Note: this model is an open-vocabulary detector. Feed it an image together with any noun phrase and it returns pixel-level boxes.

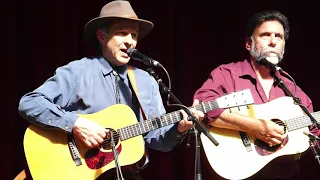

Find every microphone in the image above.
[304,131,320,140]
[257,57,282,72]
[127,48,162,67]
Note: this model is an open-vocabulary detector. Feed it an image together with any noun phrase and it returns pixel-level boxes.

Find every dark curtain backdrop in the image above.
[5,0,320,179]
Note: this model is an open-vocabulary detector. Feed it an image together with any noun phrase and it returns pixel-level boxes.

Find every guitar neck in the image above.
[286,111,320,132]
[118,99,219,141]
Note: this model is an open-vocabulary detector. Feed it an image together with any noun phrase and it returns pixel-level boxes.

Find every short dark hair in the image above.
[245,10,290,40]
[95,21,115,50]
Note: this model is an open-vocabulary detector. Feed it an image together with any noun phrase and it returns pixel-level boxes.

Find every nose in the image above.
[269,34,277,47]
[124,34,136,47]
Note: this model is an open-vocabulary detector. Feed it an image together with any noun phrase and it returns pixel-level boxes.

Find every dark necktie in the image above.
[113,70,121,104]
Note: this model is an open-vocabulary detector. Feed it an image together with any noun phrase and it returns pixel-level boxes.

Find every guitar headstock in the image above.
[216,89,254,109]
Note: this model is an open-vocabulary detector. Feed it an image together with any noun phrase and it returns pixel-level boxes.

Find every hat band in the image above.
[120,15,138,19]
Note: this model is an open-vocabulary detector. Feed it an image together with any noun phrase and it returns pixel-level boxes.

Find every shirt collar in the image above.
[235,59,256,78]
[236,59,282,80]
[98,56,128,80]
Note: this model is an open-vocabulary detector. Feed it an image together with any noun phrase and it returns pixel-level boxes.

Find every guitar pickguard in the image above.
[85,144,122,169]
[254,136,288,156]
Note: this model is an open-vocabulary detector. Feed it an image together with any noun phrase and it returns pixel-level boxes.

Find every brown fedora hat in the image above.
[84,0,154,47]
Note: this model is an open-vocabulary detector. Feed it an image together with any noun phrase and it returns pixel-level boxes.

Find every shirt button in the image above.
[65,126,68,129]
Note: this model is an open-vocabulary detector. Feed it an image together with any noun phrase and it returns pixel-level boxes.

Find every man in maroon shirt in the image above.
[194,10,320,179]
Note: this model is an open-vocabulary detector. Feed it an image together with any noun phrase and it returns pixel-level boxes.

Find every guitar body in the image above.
[201,97,310,180]
[24,104,145,180]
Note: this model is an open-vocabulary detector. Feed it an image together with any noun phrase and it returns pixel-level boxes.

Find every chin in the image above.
[266,56,280,65]
[116,58,130,66]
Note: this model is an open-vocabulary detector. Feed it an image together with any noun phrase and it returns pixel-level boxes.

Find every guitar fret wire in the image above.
[125,126,130,138]
[163,115,168,126]
[150,119,155,131]
[145,120,150,131]
[155,118,159,129]
[118,129,123,141]
[141,121,145,133]
[164,115,168,126]
[123,128,127,139]
[159,116,163,127]
[134,124,139,137]
[169,113,173,124]
[156,117,161,129]
[168,113,172,124]
[129,125,133,137]
[131,125,135,137]
[208,102,212,112]
[175,112,180,122]
[147,121,151,131]
[133,124,137,137]
[128,125,132,138]
[148,120,152,131]
[137,124,140,135]
[124,128,127,140]
[200,102,206,113]
[151,120,155,130]
[141,121,145,134]
[172,112,176,122]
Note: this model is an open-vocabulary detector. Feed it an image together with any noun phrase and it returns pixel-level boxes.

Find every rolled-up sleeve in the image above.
[18,65,79,133]
[193,66,233,124]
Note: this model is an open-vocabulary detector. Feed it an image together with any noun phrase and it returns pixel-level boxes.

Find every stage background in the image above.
[4,0,319,179]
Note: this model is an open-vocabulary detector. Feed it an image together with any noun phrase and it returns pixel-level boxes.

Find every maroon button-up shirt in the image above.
[194,59,313,123]
[193,59,319,179]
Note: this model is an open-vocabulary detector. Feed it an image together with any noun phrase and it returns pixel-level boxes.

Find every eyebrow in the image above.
[260,32,284,37]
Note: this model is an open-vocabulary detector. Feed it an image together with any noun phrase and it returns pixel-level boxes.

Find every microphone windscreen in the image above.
[127,48,136,57]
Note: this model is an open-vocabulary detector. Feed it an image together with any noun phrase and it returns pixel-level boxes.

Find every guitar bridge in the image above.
[239,131,253,152]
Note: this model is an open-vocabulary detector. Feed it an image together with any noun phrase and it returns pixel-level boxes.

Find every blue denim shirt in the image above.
[18,56,185,152]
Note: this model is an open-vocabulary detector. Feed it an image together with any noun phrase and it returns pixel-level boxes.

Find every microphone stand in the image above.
[270,70,320,129]
[308,135,320,166]
[110,130,125,180]
[270,70,320,167]
[145,67,219,180]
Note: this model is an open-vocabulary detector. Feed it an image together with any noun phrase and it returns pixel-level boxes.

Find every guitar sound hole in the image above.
[101,128,119,150]
[272,118,287,133]
[254,136,289,156]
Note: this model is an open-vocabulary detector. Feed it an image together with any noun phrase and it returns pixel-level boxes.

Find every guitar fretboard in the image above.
[286,111,320,131]
[118,99,220,141]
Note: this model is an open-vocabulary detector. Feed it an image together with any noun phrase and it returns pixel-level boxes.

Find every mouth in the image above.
[120,49,129,58]
[264,51,279,57]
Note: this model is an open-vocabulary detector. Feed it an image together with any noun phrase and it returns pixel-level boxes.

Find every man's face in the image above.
[247,20,285,65]
[102,20,139,66]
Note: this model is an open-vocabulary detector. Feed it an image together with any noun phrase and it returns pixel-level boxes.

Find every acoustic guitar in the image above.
[201,96,318,180]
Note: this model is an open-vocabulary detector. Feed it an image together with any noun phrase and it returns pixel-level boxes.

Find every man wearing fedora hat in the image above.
[18,0,203,179]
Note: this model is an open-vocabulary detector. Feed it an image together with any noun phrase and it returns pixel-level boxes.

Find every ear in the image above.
[245,37,252,51]
[96,29,107,45]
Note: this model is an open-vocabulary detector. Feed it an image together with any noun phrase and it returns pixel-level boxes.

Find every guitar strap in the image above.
[127,65,147,120]
[127,65,150,171]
